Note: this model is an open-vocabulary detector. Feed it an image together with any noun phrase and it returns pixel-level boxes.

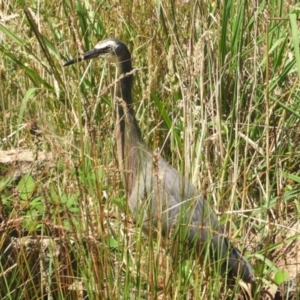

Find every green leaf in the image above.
[282,172,300,183]
[274,269,290,285]
[0,177,13,191]
[112,197,126,211]
[254,253,279,273]
[108,236,119,249]
[0,23,27,47]
[17,88,39,132]
[276,100,300,120]
[66,193,78,208]
[17,174,35,200]
[289,14,300,80]
[152,93,181,148]
[29,196,44,214]
[0,46,53,89]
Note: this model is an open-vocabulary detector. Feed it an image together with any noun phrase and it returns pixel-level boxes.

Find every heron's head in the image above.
[64,38,131,67]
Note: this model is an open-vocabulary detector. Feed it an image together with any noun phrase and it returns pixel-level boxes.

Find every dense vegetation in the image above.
[1,0,300,299]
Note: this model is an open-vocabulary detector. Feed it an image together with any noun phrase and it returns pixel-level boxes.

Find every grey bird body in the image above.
[64,38,255,283]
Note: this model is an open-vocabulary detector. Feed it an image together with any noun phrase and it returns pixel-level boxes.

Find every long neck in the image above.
[115,57,143,198]
[116,62,134,111]
[116,57,141,132]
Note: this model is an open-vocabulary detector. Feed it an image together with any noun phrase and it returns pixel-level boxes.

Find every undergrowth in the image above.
[1,0,300,299]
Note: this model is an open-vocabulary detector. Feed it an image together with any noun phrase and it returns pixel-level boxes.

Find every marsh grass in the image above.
[1,0,300,299]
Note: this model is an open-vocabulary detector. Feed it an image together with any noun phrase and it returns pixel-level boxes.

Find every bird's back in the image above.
[128,145,254,283]
[129,149,222,242]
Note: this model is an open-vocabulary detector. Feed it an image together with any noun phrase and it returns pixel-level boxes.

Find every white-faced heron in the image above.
[64,38,255,283]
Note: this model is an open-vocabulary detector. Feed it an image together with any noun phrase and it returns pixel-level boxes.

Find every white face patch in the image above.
[94,39,118,50]
[94,39,119,63]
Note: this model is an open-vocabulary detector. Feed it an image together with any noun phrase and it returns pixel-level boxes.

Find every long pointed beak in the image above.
[63,48,105,67]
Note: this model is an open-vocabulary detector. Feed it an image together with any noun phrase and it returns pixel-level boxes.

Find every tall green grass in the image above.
[1,0,300,299]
